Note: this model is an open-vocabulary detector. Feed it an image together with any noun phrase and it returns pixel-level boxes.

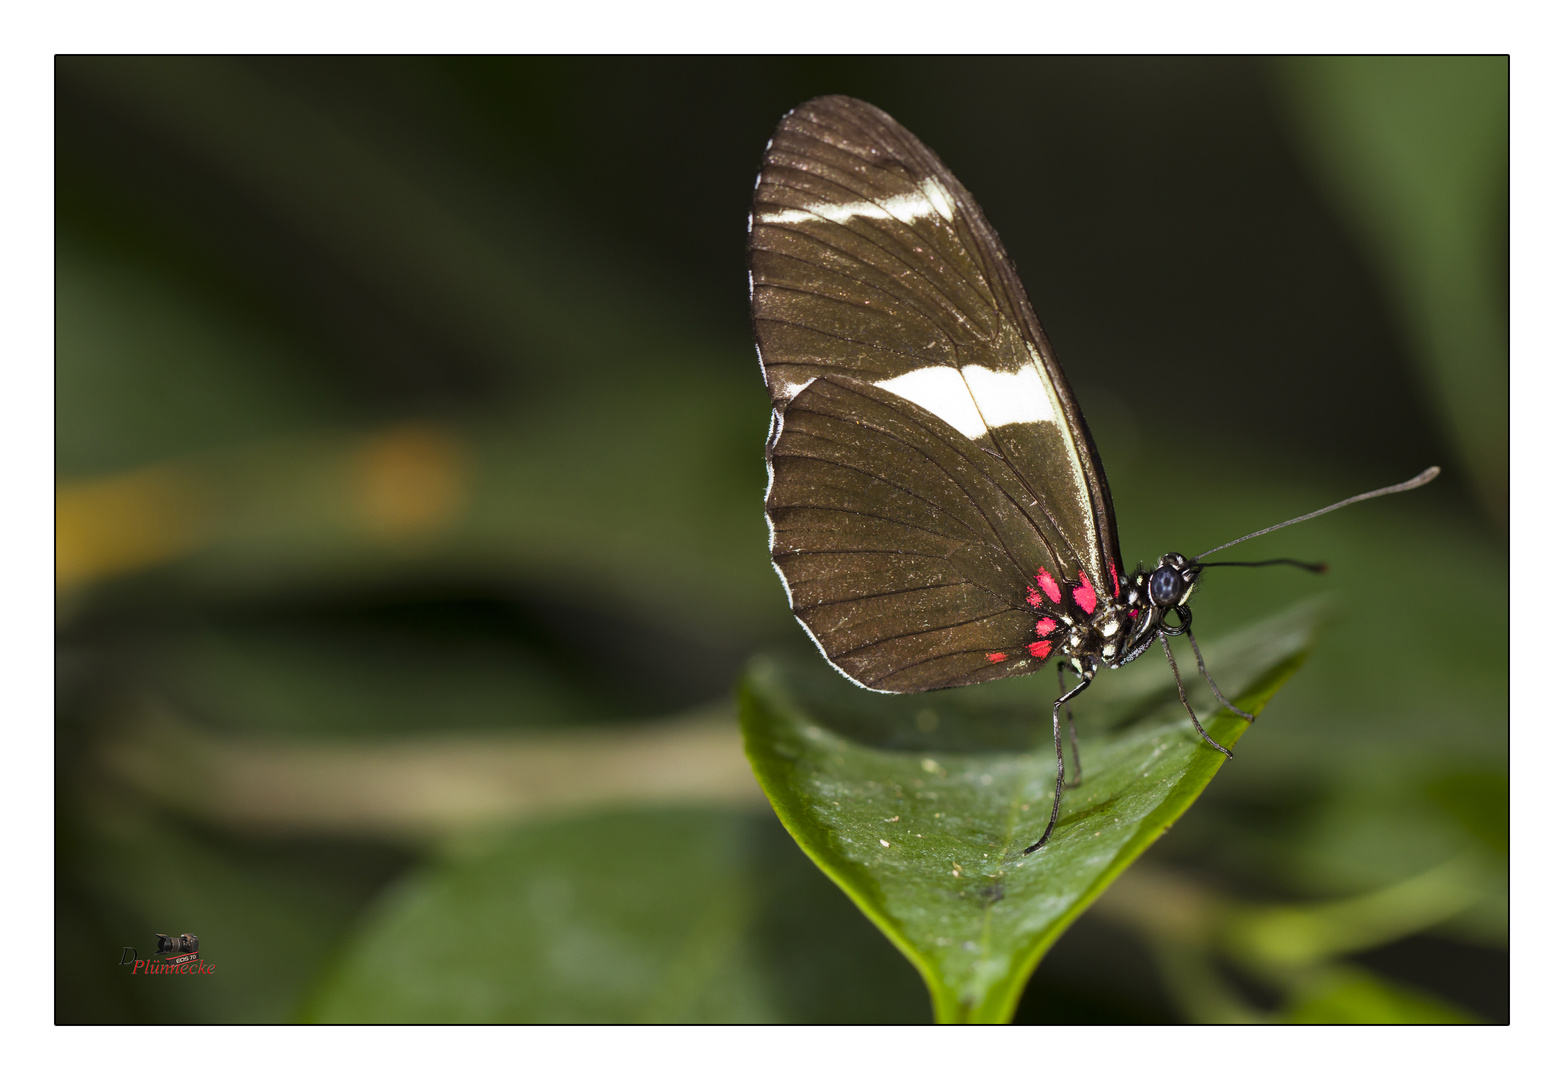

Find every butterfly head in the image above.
[1113,553,1204,662]
[1146,552,1202,609]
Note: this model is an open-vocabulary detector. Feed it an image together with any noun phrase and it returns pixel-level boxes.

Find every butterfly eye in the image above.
[1149,566,1182,606]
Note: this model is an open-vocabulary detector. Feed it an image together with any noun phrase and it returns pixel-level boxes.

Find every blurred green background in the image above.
[56,56,1506,1023]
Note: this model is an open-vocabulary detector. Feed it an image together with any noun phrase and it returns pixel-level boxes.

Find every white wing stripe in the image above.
[758,189,942,228]
[874,365,1057,440]
[962,364,1057,430]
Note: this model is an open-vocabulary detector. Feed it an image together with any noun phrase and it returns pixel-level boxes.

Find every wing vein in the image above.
[751,229,961,347]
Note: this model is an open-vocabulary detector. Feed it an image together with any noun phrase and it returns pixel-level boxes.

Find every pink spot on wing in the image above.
[1073,571,1098,615]
[1027,640,1053,659]
[1025,587,1042,608]
[1130,607,1141,621]
[1035,569,1061,604]
[986,652,1008,663]
[1036,617,1057,636]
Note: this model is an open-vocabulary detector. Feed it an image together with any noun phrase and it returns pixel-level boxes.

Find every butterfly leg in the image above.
[1183,620,1255,721]
[1057,662,1083,788]
[1023,669,1094,855]
[1159,631,1234,759]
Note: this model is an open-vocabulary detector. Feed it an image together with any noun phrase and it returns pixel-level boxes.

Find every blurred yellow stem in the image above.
[100,701,764,840]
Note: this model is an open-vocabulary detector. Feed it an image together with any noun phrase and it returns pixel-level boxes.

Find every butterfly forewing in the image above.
[752,115,1005,398]
[751,96,1125,691]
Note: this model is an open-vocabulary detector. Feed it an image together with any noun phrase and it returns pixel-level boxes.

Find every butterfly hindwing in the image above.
[767,376,1084,691]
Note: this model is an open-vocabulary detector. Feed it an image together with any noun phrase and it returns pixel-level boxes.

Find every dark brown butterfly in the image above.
[747,95,1436,852]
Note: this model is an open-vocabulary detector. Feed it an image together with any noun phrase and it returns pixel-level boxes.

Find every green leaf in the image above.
[301,808,927,1023]
[1223,855,1489,968]
[738,605,1319,1023]
[1282,965,1478,1024]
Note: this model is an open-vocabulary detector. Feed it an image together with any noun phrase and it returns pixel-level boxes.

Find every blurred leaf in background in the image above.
[302,809,927,1023]
[1278,56,1509,524]
[56,56,1505,1024]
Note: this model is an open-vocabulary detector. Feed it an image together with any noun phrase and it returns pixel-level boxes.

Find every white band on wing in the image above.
[873,364,1057,439]
[758,177,957,229]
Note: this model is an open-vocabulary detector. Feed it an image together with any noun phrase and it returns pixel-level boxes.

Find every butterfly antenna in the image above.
[1200,557,1327,573]
[1196,467,1439,560]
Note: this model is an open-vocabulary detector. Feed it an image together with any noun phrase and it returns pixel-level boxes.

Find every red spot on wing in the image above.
[986,652,1008,663]
[1073,571,1098,615]
[1110,559,1121,597]
[1035,569,1062,604]
[1130,607,1141,621]
[1025,587,1042,608]
[1035,617,1057,636]
[1027,640,1053,659]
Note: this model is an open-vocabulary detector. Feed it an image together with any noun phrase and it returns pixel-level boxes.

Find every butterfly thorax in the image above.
[1058,599,1137,674]
[1045,552,1205,677]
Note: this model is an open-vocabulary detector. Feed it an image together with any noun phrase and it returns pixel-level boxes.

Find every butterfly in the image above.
[747,95,1436,854]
